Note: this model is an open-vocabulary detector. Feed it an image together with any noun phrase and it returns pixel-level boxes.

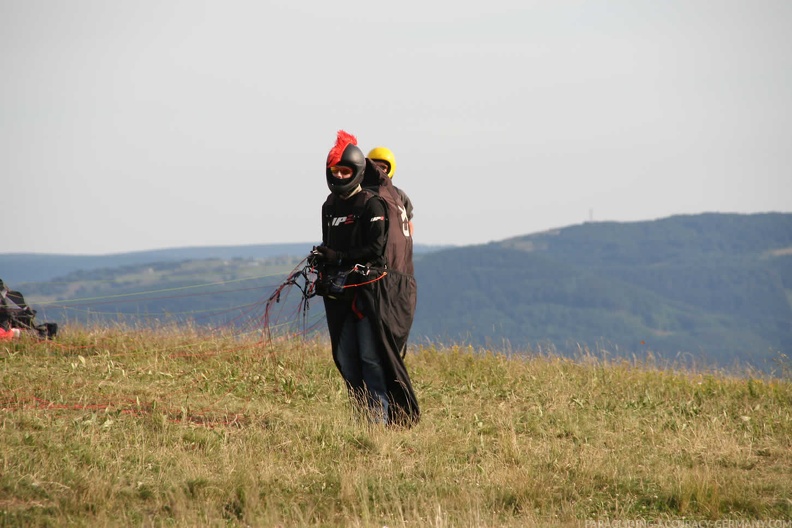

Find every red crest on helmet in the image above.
[326,130,358,167]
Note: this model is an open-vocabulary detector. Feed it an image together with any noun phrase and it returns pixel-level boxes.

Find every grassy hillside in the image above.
[15,256,309,332]
[2,326,790,526]
[0,243,316,285]
[0,243,451,285]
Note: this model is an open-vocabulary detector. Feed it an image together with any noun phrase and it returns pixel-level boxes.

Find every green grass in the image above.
[1,327,790,527]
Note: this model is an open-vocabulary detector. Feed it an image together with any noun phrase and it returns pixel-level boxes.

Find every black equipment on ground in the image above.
[0,279,58,339]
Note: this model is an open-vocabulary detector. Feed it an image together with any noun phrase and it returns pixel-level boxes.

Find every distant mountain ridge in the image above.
[413,212,792,369]
[4,213,790,371]
[0,243,451,285]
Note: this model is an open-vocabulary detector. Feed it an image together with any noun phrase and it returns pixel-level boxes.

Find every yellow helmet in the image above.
[367,146,397,178]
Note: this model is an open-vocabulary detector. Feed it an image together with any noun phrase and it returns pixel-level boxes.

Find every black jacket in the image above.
[321,188,387,268]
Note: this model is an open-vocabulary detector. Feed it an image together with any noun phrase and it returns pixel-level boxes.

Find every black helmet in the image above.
[326,130,365,196]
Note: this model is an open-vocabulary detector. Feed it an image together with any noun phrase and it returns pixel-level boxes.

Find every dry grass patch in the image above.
[1,328,790,526]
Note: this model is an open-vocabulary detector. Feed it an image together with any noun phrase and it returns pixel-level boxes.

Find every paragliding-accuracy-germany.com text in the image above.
[584,520,792,528]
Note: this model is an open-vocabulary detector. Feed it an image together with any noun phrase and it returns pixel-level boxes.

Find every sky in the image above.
[2,1,791,255]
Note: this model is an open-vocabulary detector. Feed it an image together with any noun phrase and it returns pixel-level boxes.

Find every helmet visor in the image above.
[330,166,354,179]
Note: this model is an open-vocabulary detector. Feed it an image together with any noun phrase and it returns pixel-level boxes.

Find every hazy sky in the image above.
[2,1,790,255]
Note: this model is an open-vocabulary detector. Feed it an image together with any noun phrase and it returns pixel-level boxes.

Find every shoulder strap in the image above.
[374,179,414,275]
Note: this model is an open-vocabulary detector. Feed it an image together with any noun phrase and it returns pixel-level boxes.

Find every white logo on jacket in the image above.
[330,215,385,227]
[331,215,355,227]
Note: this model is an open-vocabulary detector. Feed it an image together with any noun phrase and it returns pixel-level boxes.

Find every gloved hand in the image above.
[315,246,342,264]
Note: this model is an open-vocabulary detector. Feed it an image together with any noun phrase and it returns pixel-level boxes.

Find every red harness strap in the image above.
[351,291,365,320]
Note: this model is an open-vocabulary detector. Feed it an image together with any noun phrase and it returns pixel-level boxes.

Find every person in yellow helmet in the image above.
[367,146,414,236]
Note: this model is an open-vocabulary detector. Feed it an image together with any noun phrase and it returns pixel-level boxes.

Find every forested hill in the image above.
[412,213,792,369]
[4,212,791,371]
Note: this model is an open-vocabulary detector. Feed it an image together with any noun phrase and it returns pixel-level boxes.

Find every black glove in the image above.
[315,246,342,264]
